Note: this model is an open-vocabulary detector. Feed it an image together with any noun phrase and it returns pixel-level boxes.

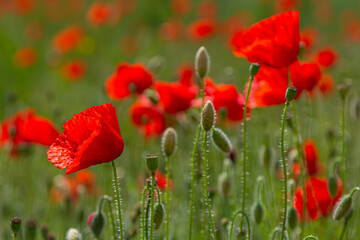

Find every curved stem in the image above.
[166,155,171,240]
[141,187,147,240]
[111,160,123,240]
[240,76,253,233]
[338,221,348,240]
[349,187,360,198]
[271,227,281,240]
[281,102,290,240]
[303,236,318,240]
[155,186,161,203]
[202,130,216,239]
[99,195,117,240]
[150,172,156,239]
[229,210,251,240]
[341,98,346,191]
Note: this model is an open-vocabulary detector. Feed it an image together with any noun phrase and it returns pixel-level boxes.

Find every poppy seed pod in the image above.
[218,172,231,198]
[333,195,352,221]
[252,202,265,224]
[287,207,298,230]
[201,101,215,132]
[146,154,158,173]
[154,203,165,230]
[337,82,350,101]
[10,217,22,236]
[328,176,338,197]
[88,211,106,238]
[195,46,210,79]
[162,127,177,157]
[249,63,260,78]
[285,86,298,102]
[24,219,37,240]
[212,128,232,153]
[66,228,82,240]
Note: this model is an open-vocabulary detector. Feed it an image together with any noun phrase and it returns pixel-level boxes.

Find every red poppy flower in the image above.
[86,2,112,27]
[317,73,334,96]
[171,0,191,15]
[105,63,153,100]
[294,177,342,220]
[52,25,84,53]
[159,19,184,41]
[233,11,300,68]
[177,63,195,87]
[300,27,318,50]
[303,139,323,175]
[50,175,79,203]
[14,47,38,68]
[187,19,216,41]
[130,95,166,137]
[14,0,34,15]
[62,60,86,81]
[47,103,124,174]
[290,61,321,92]
[154,81,197,114]
[155,171,173,191]
[76,170,97,194]
[314,47,338,69]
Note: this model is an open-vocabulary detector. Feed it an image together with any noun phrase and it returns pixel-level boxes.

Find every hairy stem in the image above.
[111,160,123,240]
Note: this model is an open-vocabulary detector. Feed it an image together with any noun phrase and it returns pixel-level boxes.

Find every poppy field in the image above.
[2,0,360,239]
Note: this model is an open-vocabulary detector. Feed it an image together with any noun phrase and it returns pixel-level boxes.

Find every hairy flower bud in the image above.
[10,217,22,236]
[328,176,338,197]
[212,128,232,153]
[162,127,177,157]
[249,63,260,79]
[88,212,106,238]
[154,203,165,230]
[333,195,352,221]
[287,207,298,230]
[195,46,210,79]
[201,101,215,132]
[252,202,265,224]
[285,86,297,102]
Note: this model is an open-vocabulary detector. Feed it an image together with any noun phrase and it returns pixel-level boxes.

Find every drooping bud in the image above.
[161,127,177,157]
[328,176,338,197]
[66,228,82,240]
[195,46,210,79]
[146,154,158,173]
[252,202,265,224]
[41,224,49,239]
[344,208,354,223]
[24,219,37,240]
[10,217,22,236]
[212,128,232,153]
[285,86,298,103]
[201,101,215,132]
[87,212,106,238]
[249,63,260,79]
[333,195,352,221]
[218,172,231,198]
[259,145,273,169]
[153,203,165,230]
[144,89,159,105]
[287,207,298,230]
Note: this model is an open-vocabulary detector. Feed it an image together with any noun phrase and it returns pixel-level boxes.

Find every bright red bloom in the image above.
[294,177,342,220]
[87,2,113,27]
[155,171,173,191]
[14,47,38,68]
[47,103,124,174]
[187,19,216,41]
[303,139,322,175]
[62,60,86,81]
[154,81,197,114]
[317,73,334,96]
[315,47,338,69]
[52,25,84,53]
[130,96,166,137]
[105,63,153,100]
[233,11,300,68]
[50,175,79,203]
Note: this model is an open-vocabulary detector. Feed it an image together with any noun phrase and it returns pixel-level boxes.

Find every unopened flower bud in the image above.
[146,154,158,173]
[66,228,82,240]
[249,63,260,79]
[144,89,159,105]
[328,176,338,197]
[154,203,165,230]
[218,172,231,198]
[333,195,352,221]
[259,145,273,168]
[162,127,177,157]
[337,82,351,101]
[212,128,231,153]
[287,207,298,230]
[10,217,22,236]
[252,202,265,224]
[195,46,210,79]
[148,55,165,73]
[350,97,360,121]
[24,219,37,240]
[41,224,49,239]
[285,86,297,102]
[88,211,106,238]
[46,233,56,240]
[201,101,215,131]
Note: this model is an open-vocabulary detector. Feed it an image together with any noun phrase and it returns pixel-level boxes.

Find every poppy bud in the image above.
[88,211,106,238]
[252,202,265,224]
[285,86,297,102]
[218,172,231,198]
[287,207,298,230]
[161,127,177,157]
[350,97,360,121]
[328,176,338,197]
[201,101,215,132]
[148,55,165,73]
[333,195,352,221]
[66,228,82,240]
[153,203,165,230]
[212,128,231,153]
[249,63,260,79]
[24,219,37,240]
[144,89,159,105]
[46,233,56,240]
[195,46,210,79]
[41,224,49,239]
[337,82,350,101]
[10,217,22,236]
[146,154,158,173]
[259,145,273,168]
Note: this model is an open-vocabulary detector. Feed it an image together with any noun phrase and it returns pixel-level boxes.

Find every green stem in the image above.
[202,130,216,239]
[304,236,319,240]
[13,234,17,240]
[150,172,156,239]
[229,210,251,240]
[166,156,171,240]
[281,102,290,240]
[338,222,347,240]
[141,187,147,240]
[240,76,253,233]
[98,195,117,240]
[349,187,360,198]
[145,196,151,239]
[271,227,281,240]
[341,98,346,191]
[111,160,123,240]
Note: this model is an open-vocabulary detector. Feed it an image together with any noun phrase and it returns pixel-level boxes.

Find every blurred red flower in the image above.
[300,27,318,50]
[62,60,86,81]
[14,0,34,15]
[317,73,334,96]
[130,95,166,137]
[314,47,338,69]
[159,19,184,41]
[187,18,216,41]
[294,177,342,220]
[47,103,124,174]
[171,0,191,16]
[87,2,113,27]
[233,11,300,68]
[14,47,38,68]
[275,0,300,13]
[52,25,84,53]
[105,63,153,100]
[155,171,173,191]
[197,1,217,19]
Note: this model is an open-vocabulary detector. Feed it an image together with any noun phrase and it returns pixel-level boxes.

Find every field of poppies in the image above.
[1,0,360,239]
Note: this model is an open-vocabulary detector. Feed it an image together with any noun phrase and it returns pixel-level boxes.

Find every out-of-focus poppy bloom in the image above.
[0,109,59,155]
[154,81,197,114]
[197,1,217,19]
[300,27,318,50]
[177,63,195,87]
[187,19,216,41]
[86,2,113,27]
[314,2,334,25]
[52,25,83,53]
[159,19,184,41]
[114,0,136,15]
[247,60,321,107]
[155,171,173,191]
[171,0,191,15]
[62,60,86,81]
[314,47,338,69]
[13,0,34,15]
[76,170,97,194]
[47,103,124,174]
[130,95,166,137]
[14,47,38,68]
[293,177,342,220]
[105,63,153,100]
[50,175,79,203]
[233,11,300,68]
[317,73,334,96]
[275,0,300,13]
[120,35,139,55]
[344,20,360,42]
